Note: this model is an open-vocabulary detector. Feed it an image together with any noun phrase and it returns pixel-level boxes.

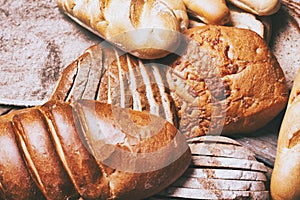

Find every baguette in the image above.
[183,0,230,25]
[0,100,191,200]
[56,0,189,59]
[227,0,281,16]
[271,69,300,200]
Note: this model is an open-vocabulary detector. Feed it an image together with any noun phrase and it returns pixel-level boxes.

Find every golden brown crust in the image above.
[167,25,288,138]
[40,101,111,199]
[271,69,300,200]
[74,99,191,199]
[57,0,189,59]
[0,100,191,199]
[0,119,44,200]
[12,108,77,199]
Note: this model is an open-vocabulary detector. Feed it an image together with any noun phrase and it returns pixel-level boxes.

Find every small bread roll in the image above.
[227,0,281,16]
[271,69,300,200]
[183,0,230,25]
[57,0,189,59]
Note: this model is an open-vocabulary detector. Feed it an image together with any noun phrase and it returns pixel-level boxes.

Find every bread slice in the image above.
[149,135,269,199]
[156,187,270,200]
[183,168,267,181]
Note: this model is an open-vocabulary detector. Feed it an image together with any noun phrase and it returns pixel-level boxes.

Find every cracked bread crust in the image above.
[167,26,288,138]
[271,69,300,200]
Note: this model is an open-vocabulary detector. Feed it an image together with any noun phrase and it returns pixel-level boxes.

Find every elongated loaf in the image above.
[271,69,300,200]
[56,0,189,59]
[227,0,281,16]
[183,0,230,25]
[0,100,191,200]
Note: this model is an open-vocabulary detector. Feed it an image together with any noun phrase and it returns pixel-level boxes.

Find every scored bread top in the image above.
[0,100,191,200]
[56,0,189,59]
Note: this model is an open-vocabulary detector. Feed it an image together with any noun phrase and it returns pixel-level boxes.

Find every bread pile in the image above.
[51,25,288,138]
[0,0,298,199]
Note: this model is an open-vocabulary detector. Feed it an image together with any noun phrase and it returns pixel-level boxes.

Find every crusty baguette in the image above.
[227,0,281,16]
[183,0,230,25]
[56,0,189,59]
[0,100,191,200]
[271,69,300,200]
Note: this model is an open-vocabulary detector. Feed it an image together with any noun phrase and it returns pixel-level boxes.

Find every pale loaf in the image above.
[183,0,230,25]
[56,0,189,59]
[271,69,300,200]
[227,0,282,16]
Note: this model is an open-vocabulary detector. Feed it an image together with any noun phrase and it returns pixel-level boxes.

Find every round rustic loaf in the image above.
[166,25,288,138]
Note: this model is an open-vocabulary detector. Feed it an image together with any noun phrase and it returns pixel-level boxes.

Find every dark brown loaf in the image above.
[271,69,300,200]
[0,100,191,200]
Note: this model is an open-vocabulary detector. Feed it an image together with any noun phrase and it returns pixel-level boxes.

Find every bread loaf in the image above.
[56,0,189,59]
[51,25,288,138]
[271,69,300,200]
[183,0,230,25]
[227,0,281,16]
[0,100,191,200]
[166,25,288,137]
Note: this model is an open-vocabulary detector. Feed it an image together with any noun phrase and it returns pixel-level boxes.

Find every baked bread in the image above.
[150,136,269,199]
[271,69,300,200]
[166,25,288,138]
[227,0,281,16]
[51,25,288,138]
[56,0,189,59]
[0,100,191,199]
[183,0,230,25]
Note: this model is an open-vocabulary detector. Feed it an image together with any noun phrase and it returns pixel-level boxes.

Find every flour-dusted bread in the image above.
[0,100,191,200]
[271,69,300,200]
[227,0,281,16]
[183,0,230,25]
[149,136,269,200]
[166,26,288,138]
[56,0,189,59]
